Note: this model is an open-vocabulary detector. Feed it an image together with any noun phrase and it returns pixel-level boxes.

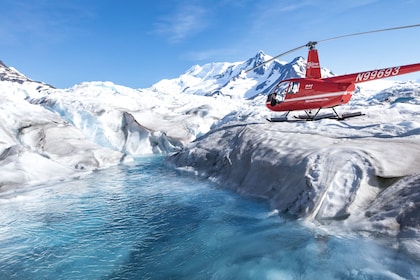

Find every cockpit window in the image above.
[267,81,300,105]
[287,82,300,94]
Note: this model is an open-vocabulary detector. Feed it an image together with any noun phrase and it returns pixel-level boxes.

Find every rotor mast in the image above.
[305,41,318,50]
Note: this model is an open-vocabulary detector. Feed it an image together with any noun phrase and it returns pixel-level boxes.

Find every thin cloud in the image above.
[185,48,240,61]
[154,4,209,43]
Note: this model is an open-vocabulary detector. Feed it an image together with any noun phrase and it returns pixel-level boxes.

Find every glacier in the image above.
[1,54,420,259]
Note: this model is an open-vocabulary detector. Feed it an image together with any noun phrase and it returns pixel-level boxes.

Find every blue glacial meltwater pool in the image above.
[0,156,419,279]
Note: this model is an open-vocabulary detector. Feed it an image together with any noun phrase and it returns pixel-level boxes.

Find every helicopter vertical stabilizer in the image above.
[305,48,322,79]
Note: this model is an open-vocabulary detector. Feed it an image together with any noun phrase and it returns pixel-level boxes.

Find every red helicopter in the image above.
[247,24,420,121]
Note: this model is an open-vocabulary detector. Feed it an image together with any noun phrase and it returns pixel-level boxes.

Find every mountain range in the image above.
[150,51,333,99]
[1,51,333,101]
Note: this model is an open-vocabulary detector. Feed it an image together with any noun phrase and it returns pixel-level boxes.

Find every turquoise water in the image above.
[0,157,418,279]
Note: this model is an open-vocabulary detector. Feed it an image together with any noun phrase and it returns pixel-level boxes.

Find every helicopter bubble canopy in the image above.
[267,80,300,104]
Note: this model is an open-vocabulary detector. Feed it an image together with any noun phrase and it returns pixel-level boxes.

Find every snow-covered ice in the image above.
[165,78,420,257]
[1,54,420,258]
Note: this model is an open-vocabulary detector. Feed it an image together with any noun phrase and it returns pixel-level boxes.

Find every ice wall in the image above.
[166,120,420,241]
[0,82,126,191]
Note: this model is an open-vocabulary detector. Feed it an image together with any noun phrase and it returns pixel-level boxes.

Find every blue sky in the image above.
[1,0,420,88]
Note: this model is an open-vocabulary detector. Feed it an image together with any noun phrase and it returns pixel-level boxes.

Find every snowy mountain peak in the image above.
[242,50,275,75]
[253,50,271,65]
[290,56,306,68]
[0,59,54,91]
[0,60,27,84]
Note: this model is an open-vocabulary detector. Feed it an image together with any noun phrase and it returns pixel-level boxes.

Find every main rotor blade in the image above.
[245,23,420,73]
[317,23,420,44]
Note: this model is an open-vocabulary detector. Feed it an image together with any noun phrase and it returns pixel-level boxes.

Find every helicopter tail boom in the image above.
[324,63,420,84]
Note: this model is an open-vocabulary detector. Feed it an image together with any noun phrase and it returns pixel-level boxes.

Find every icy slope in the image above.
[166,81,420,246]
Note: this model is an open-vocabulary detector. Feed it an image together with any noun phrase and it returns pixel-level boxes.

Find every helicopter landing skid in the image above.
[295,111,364,121]
[266,109,364,122]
